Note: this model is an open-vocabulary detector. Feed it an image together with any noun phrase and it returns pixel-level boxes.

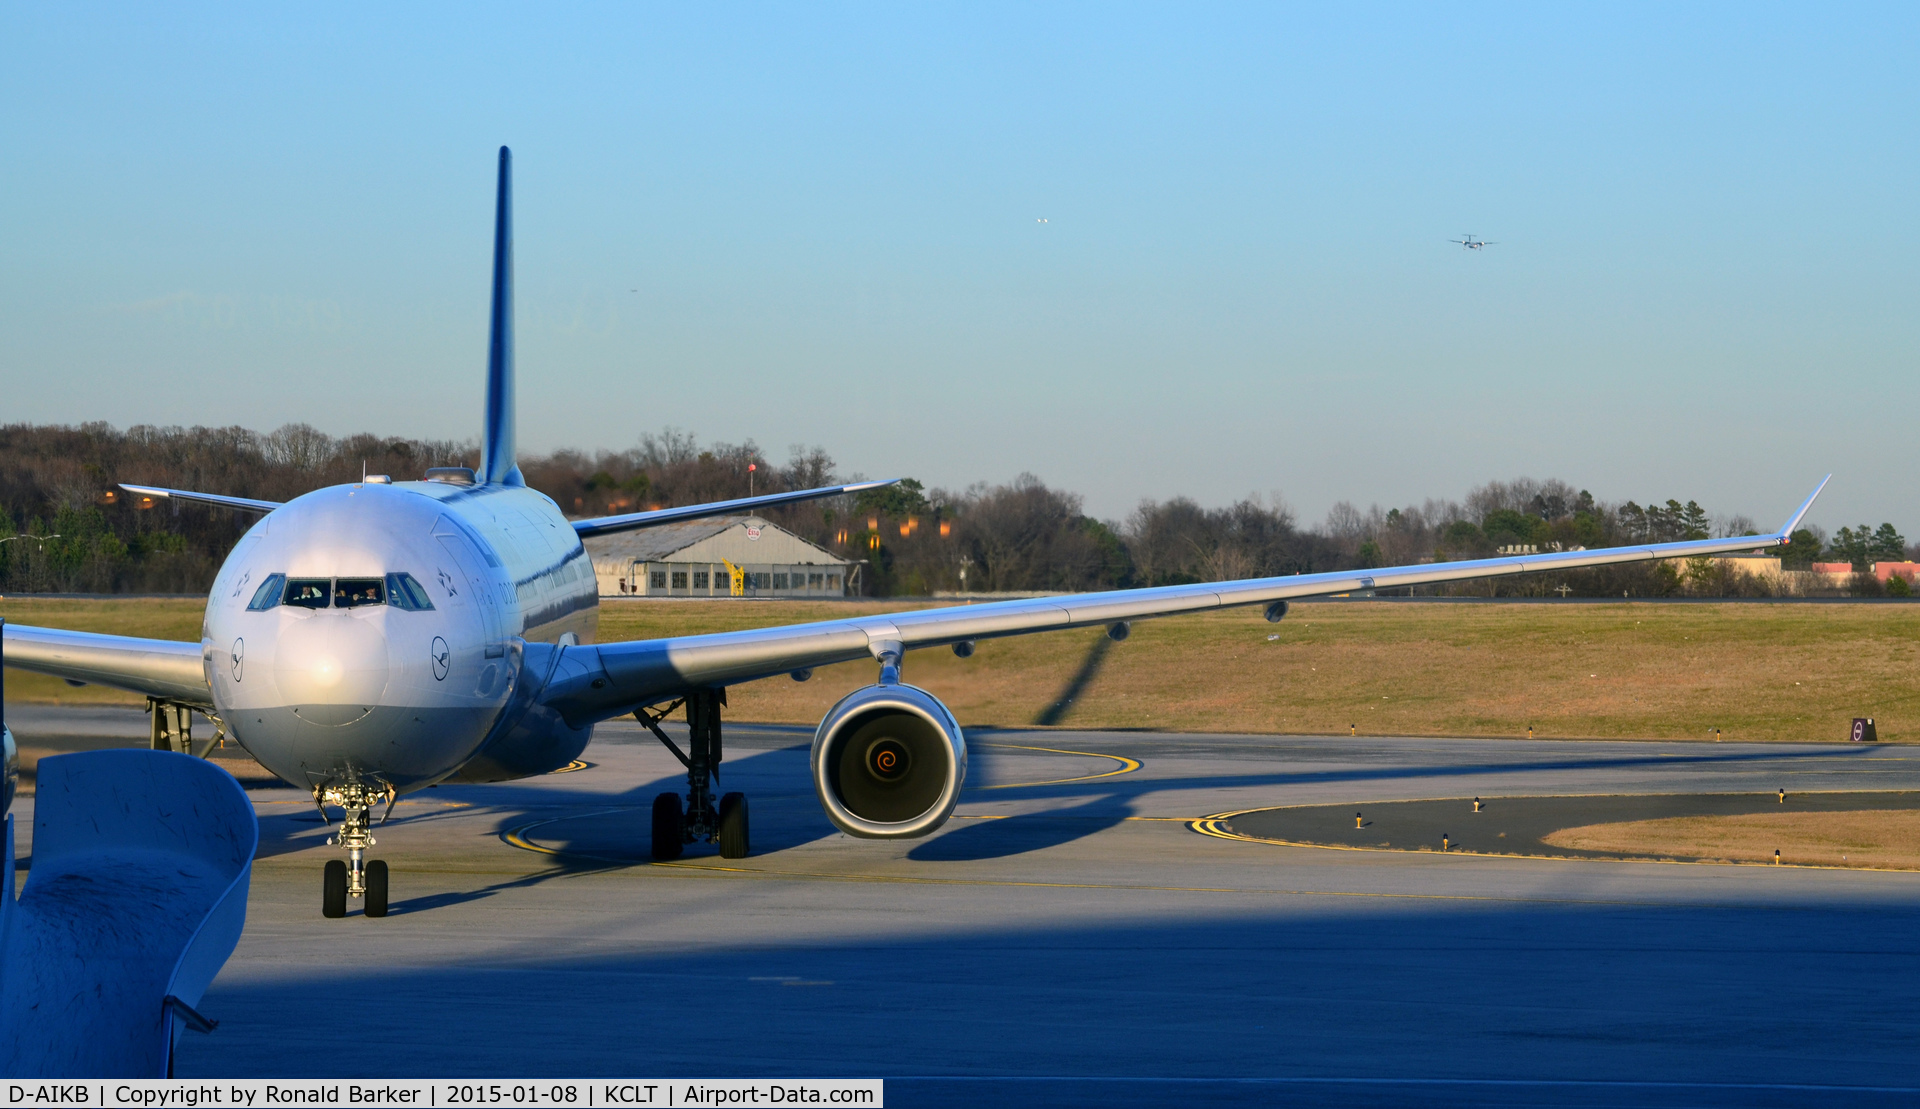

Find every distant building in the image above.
[582,515,857,598]
[1810,561,1858,587]
[1872,561,1920,584]
[1804,561,1918,587]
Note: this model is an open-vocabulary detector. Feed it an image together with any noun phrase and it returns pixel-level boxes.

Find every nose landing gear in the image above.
[636,688,750,862]
[316,779,395,918]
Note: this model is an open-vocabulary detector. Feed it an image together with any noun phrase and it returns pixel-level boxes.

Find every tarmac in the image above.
[7,703,1920,1106]
[1225,790,1920,861]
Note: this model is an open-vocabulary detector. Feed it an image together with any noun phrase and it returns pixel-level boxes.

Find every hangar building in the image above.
[583,515,857,598]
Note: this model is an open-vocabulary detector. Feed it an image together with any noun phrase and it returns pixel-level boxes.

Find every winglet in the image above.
[480,146,521,487]
[1775,475,1830,540]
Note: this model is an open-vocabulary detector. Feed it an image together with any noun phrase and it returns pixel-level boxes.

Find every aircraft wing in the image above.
[538,479,1830,725]
[2,623,210,707]
[118,478,899,534]
[119,484,282,514]
[571,479,902,538]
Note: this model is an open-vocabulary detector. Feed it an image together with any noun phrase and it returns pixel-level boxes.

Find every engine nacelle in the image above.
[811,683,967,839]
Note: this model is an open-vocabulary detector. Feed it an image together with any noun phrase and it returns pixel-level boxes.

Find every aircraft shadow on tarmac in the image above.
[245,730,1897,903]
[906,794,1131,862]
[384,869,620,917]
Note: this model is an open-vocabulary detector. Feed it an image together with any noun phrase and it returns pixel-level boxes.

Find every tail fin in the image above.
[481,146,522,486]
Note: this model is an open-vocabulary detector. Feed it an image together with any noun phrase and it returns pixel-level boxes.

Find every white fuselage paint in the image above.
[202,479,599,795]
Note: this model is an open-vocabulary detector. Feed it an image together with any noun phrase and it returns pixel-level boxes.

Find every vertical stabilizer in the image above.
[481,146,522,486]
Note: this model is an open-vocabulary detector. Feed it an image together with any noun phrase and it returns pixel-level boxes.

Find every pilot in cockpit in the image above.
[331,578,386,608]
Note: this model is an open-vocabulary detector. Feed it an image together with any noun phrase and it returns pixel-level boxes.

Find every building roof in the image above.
[579,515,849,566]
[580,517,738,563]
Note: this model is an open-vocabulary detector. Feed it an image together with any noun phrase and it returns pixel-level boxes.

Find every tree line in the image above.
[1,422,1911,598]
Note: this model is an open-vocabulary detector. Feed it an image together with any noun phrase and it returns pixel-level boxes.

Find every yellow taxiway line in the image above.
[970,742,1142,789]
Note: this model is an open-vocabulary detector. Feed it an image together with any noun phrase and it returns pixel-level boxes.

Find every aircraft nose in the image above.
[272,613,390,725]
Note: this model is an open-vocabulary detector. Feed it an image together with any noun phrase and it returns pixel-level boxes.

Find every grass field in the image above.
[1544,811,1920,869]
[4,596,1917,742]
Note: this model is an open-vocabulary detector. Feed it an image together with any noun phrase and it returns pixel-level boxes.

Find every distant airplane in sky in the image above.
[1452,234,1496,250]
[2,149,1827,922]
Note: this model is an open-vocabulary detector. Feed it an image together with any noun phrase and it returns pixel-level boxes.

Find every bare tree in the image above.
[263,423,334,471]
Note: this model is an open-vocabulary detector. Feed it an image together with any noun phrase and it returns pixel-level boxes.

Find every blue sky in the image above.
[3,4,1915,530]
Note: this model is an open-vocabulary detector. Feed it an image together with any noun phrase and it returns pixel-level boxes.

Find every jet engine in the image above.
[811,683,966,838]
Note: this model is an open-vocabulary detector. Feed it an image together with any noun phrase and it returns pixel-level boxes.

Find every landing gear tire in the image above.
[322,859,348,918]
[718,792,750,859]
[365,859,390,917]
[651,792,685,861]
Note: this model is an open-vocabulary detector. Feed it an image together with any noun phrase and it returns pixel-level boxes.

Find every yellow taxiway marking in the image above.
[548,760,593,774]
[501,812,618,858]
[1188,805,1920,873]
[969,743,1142,790]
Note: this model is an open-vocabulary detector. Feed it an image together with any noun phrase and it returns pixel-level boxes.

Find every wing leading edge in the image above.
[2,623,209,707]
[118,484,282,514]
[538,478,1832,726]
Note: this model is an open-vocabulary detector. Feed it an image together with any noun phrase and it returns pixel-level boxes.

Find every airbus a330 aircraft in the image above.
[5,149,1828,919]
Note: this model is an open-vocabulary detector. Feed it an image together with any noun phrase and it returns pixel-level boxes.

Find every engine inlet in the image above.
[811,683,967,839]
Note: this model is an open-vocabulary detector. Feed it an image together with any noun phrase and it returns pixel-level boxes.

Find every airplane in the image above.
[1452,234,1496,250]
[3,148,1828,920]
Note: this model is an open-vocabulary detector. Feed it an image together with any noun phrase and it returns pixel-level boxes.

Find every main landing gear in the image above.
[315,779,395,919]
[636,687,749,862]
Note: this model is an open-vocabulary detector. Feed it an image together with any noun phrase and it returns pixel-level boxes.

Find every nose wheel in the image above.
[315,779,394,918]
[638,689,751,861]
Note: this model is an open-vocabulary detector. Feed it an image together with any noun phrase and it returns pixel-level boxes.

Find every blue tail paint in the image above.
[481,146,522,486]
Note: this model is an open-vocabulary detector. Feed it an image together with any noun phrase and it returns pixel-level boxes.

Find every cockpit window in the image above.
[335,578,386,608]
[386,572,436,611]
[275,575,430,611]
[283,578,331,609]
[247,574,287,611]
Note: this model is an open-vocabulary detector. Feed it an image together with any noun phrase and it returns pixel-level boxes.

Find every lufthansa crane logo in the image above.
[230,637,244,682]
[431,636,450,681]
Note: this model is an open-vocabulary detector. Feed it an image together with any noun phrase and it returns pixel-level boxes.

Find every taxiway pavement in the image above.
[7,705,1920,1106]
